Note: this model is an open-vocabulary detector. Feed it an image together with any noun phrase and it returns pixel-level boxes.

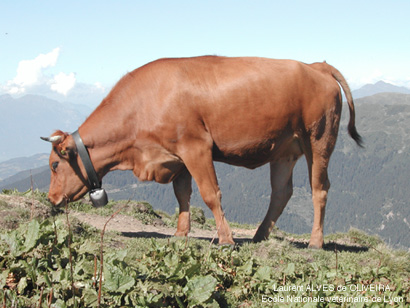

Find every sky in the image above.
[1,0,409,107]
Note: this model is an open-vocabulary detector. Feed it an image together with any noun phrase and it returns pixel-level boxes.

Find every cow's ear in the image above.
[48,131,76,158]
[55,143,76,159]
[57,145,70,157]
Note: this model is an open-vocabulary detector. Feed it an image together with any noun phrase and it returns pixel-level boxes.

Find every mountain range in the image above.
[0,153,49,181]
[0,94,91,162]
[352,80,410,99]
[1,81,410,249]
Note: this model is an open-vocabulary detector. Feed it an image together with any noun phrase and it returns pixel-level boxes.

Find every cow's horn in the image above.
[40,135,62,143]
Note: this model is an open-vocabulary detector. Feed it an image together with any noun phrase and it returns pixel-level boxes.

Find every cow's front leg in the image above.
[173,168,192,237]
[180,141,234,245]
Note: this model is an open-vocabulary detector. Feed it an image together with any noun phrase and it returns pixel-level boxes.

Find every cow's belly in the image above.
[212,135,303,169]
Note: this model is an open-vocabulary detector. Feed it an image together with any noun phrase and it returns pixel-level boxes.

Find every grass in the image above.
[0,190,409,307]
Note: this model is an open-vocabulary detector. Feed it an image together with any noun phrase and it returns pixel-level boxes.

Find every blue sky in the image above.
[1,0,409,106]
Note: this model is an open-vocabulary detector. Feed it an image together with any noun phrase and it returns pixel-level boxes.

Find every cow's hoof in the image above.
[252,233,269,243]
[174,230,189,237]
[308,242,323,249]
[218,237,235,246]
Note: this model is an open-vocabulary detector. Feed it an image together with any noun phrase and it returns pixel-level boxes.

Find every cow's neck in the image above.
[77,104,137,179]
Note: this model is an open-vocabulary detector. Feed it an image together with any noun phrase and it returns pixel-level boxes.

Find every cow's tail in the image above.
[330,65,364,147]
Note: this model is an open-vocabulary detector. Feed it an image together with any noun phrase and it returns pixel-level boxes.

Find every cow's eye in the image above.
[52,162,59,172]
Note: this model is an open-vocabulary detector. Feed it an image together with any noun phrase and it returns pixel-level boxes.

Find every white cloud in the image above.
[0,48,109,107]
[389,77,410,89]
[11,48,60,89]
[94,82,105,91]
[348,69,384,88]
[50,72,76,95]
[3,47,76,96]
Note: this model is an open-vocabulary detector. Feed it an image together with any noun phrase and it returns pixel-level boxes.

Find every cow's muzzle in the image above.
[47,197,67,208]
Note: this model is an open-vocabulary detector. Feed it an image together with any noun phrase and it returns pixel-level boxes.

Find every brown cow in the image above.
[42,56,362,248]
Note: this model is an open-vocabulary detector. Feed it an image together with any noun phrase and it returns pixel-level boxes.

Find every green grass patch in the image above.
[0,191,409,307]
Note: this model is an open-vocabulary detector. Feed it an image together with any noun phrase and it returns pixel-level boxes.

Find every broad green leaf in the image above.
[77,239,99,254]
[237,259,254,275]
[2,231,24,256]
[56,226,69,244]
[104,266,135,293]
[23,219,40,252]
[254,265,271,281]
[83,288,98,307]
[0,269,10,289]
[52,299,68,308]
[164,252,179,268]
[284,263,295,276]
[185,275,217,304]
[185,262,201,279]
[43,272,52,288]
[114,249,128,262]
[168,262,185,281]
[17,277,28,294]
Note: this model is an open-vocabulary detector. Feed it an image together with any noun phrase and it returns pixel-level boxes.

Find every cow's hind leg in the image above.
[253,158,297,242]
[306,152,331,249]
[179,143,234,245]
[173,168,192,237]
[305,108,340,248]
[304,115,339,248]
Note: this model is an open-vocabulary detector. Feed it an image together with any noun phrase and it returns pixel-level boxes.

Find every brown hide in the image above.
[44,56,362,248]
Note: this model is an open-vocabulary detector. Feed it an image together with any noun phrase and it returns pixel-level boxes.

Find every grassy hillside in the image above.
[0,190,409,307]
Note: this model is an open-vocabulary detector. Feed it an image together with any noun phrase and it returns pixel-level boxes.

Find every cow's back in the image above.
[150,57,340,165]
[104,57,342,167]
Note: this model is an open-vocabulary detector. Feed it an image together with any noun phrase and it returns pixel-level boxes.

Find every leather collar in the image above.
[71,130,101,190]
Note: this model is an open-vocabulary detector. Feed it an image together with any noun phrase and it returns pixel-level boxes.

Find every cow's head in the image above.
[41,130,90,206]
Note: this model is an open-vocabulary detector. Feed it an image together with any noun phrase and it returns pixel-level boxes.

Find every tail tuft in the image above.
[348,123,364,148]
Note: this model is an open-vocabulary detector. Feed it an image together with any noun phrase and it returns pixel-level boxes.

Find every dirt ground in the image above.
[0,193,255,242]
[71,211,255,242]
[0,194,54,229]
[1,194,373,251]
